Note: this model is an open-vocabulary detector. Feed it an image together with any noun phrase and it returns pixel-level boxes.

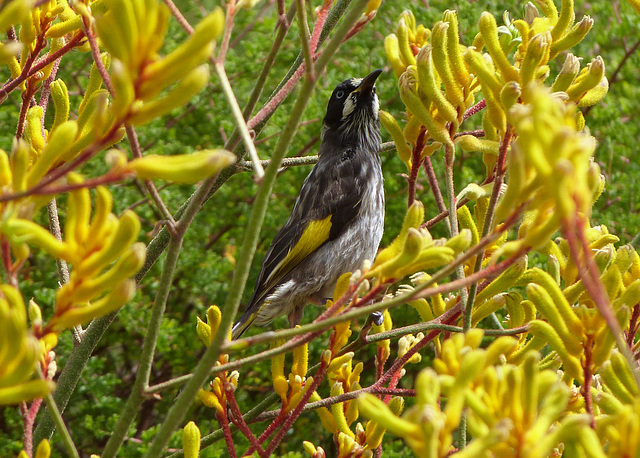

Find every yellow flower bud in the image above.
[292,338,309,379]
[379,110,411,166]
[384,34,406,78]
[374,201,424,266]
[359,393,419,437]
[50,79,70,133]
[398,69,453,148]
[552,53,580,92]
[0,149,12,187]
[456,135,500,156]
[520,33,550,85]
[566,56,605,103]
[478,12,519,82]
[331,382,354,438]
[430,22,464,108]
[396,19,416,68]
[79,210,141,276]
[127,150,236,183]
[139,9,222,99]
[197,388,223,413]
[27,121,78,187]
[442,10,471,88]
[51,280,136,331]
[528,320,582,381]
[551,0,576,41]
[131,65,211,125]
[110,59,135,121]
[182,421,200,458]
[3,217,70,261]
[416,45,458,124]
[196,317,211,347]
[550,16,593,57]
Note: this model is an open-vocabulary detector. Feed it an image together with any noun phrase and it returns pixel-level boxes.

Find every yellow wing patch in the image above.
[267,216,332,285]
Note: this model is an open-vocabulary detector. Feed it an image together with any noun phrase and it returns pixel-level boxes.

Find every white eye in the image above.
[336,90,345,99]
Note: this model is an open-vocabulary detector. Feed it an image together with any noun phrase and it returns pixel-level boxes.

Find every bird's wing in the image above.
[247,149,364,310]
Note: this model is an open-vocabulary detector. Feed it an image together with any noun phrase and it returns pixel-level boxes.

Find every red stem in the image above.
[225,384,267,457]
[0,33,83,101]
[407,128,426,207]
[263,362,329,455]
[423,155,448,216]
[216,409,237,458]
[462,99,486,122]
[582,335,596,429]
[627,303,640,348]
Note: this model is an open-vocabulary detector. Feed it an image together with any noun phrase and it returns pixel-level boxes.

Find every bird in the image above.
[231,69,385,339]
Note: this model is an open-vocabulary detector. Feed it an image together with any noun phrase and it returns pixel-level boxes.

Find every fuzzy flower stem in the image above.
[225,384,267,457]
[423,155,451,232]
[162,0,194,33]
[218,410,237,458]
[582,335,596,429]
[463,126,513,331]
[264,362,329,455]
[408,128,426,207]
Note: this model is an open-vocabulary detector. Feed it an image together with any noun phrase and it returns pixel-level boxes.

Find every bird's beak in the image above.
[354,69,382,95]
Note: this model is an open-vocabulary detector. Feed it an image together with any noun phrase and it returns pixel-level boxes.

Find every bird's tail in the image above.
[231,310,257,340]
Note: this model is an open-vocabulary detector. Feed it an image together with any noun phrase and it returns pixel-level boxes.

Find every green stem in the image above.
[296,0,314,81]
[33,312,117,444]
[39,370,80,458]
[101,234,185,457]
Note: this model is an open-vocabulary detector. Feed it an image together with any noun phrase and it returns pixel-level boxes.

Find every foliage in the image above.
[1,0,640,457]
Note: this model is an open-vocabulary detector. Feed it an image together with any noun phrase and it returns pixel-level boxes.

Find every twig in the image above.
[296,0,315,81]
[215,63,264,179]
[423,155,451,232]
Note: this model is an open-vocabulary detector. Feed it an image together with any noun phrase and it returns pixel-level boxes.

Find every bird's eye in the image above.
[336,90,345,99]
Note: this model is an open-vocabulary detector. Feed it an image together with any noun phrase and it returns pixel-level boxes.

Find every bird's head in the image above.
[322,69,382,149]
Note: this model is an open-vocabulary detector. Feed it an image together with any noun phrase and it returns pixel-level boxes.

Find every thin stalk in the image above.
[423,155,451,233]
[215,62,264,179]
[101,233,185,457]
[39,370,80,458]
[225,384,266,457]
[296,0,314,81]
[463,127,512,331]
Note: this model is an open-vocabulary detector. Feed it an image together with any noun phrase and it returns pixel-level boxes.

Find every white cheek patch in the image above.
[372,94,379,118]
[342,94,356,119]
